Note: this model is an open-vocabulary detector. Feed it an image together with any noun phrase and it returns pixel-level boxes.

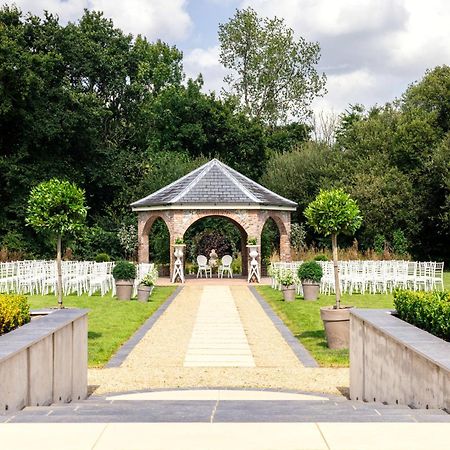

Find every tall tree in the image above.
[218,7,326,125]
[26,179,87,307]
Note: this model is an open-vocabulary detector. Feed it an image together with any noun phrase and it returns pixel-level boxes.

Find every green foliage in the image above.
[373,234,386,255]
[174,238,184,245]
[0,294,30,335]
[394,290,450,341]
[26,179,87,235]
[392,229,409,256]
[117,224,138,259]
[305,189,363,237]
[261,142,342,223]
[313,254,328,262]
[73,226,121,261]
[297,261,323,282]
[95,253,110,262]
[112,261,136,280]
[218,7,326,124]
[290,223,307,252]
[261,218,280,262]
[247,237,257,245]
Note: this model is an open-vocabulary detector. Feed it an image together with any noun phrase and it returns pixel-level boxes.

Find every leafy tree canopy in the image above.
[219,7,326,125]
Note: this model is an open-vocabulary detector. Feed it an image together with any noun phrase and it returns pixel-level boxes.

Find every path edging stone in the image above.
[105,286,183,368]
[249,286,319,368]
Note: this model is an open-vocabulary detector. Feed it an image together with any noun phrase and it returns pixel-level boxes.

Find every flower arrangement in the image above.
[141,267,158,287]
[278,271,295,287]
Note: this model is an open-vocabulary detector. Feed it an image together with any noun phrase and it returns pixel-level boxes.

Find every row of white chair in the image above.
[269,260,445,295]
[0,260,156,297]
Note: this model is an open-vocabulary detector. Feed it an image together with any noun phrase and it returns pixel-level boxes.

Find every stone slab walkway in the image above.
[184,286,254,367]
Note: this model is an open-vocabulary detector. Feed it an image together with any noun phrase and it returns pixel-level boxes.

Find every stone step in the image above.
[8,398,448,424]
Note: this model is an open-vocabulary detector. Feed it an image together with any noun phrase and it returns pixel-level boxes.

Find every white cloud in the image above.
[238,0,450,114]
[12,0,192,41]
[184,46,229,94]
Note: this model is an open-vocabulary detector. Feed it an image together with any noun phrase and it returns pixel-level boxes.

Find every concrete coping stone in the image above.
[350,308,450,372]
[0,308,89,364]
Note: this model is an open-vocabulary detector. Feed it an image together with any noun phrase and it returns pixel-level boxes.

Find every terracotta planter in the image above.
[137,284,154,302]
[320,306,354,349]
[302,282,320,300]
[115,279,134,300]
[281,285,296,302]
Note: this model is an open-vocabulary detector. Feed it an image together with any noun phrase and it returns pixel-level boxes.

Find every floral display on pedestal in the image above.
[172,244,186,283]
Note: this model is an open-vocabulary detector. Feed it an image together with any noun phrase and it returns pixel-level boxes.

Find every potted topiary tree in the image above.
[305,188,362,349]
[26,179,87,309]
[278,271,296,302]
[112,261,136,300]
[137,267,158,302]
[297,261,323,300]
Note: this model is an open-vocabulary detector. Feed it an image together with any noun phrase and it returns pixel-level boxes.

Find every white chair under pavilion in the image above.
[218,255,233,278]
[196,255,212,278]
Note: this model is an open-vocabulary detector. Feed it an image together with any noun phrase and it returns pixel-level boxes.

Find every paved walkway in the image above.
[88,285,349,395]
[184,286,254,367]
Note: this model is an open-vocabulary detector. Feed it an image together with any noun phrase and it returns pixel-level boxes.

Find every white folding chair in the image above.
[218,255,233,278]
[196,255,212,278]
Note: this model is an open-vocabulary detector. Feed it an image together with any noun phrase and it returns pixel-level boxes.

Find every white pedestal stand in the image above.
[172,244,186,283]
[247,244,260,283]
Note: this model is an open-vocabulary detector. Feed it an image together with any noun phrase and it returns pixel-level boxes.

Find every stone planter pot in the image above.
[137,284,154,302]
[281,285,296,302]
[115,279,134,300]
[320,306,353,349]
[302,282,320,300]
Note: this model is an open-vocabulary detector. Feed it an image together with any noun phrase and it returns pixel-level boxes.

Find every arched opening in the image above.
[147,217,171,276]
[183,216,248,277]
[261,217,281,274]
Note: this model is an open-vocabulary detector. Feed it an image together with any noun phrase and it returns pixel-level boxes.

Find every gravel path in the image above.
[89,286,349,396]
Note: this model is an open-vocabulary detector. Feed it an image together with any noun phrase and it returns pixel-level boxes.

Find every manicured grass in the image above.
[28,286,177,368]
[256,272,450,368]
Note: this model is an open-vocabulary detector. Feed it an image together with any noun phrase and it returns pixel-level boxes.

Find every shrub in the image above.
[95,253,111,262]
[313,254,328,261]
[394,290,450,341]
[298,260,323,283]
[247,237,257,245]
[112,261,136,280]
[0,294,31,335]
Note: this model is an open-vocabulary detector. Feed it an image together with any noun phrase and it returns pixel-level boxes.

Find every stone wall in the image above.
[0,309,88,414]
[350,309,450,410]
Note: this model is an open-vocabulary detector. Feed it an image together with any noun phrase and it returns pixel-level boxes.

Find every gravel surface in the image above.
[89,285,349,396]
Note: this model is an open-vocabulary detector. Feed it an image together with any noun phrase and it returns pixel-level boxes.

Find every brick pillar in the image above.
[137,212,150,263]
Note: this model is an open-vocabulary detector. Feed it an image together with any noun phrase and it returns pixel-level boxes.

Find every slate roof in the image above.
[131,159,297,209]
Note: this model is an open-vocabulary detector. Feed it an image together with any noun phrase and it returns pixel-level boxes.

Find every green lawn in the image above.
[256,272,449,368]
[28,286,177,368]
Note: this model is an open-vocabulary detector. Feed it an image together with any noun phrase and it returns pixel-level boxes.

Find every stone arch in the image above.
[137,211,173,263]
[258,211,291,262]
[179,212,250,276]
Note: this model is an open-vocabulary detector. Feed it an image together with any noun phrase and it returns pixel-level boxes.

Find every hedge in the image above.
[393,290,450,341]
[0,294,30,336]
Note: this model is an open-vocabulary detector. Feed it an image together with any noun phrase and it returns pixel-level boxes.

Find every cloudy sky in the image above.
[11,0,450,115]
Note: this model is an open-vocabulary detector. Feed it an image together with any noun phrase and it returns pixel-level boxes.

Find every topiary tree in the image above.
[305,188,362,309]
[26,179,87,308]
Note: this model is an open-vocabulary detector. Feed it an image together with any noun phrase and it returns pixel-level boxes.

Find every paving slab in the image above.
[184,286,255,367]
